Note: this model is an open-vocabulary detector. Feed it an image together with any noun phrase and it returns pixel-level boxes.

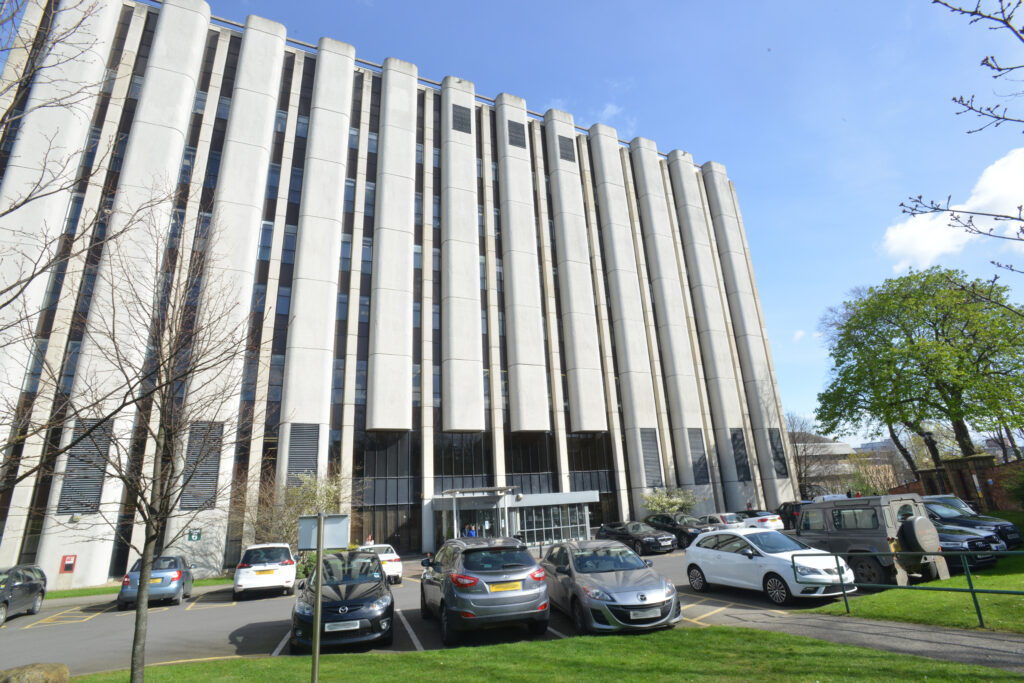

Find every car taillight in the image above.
[122,574,131,586]
[237,562,250,569]
[757,518,769,523]
[538,601,548,610]
[450,573,478,587]
[281,559,295,565]
[170,570,182,582]
[530,568,545,582]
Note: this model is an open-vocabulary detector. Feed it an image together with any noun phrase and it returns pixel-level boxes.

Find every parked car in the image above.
[686,528,856,605]
[923,494,979,515]
[290,551,394,651]
[934,523,1003,572]
[699,513,745,530]
[419,537,548,646]
[0,564,46,626]
[732,510,785,530]
[540,540,681,633]
[234,543,297,600]
[118,555,193,609]
[357,544,403,584]
[923,502,1021,549]
[644,513,715,548]
[794,494,946,585]
[595,522,677,555]
[776,501,813,530]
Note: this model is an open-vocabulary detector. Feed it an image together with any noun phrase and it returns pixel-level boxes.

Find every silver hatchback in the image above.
[541,540,680,633]
[419,537,549,646]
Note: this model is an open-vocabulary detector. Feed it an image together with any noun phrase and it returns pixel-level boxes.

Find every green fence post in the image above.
[961,553,985,629]
[835,554,850,614]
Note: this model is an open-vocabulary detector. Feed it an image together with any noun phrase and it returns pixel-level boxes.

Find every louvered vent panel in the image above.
[507,121,526,148]
[689,428,711,485]
[769,428,789,477]
[640,428,663,488]
[287,423,319,487]
[56,420,112,514]
[452,104,471,133]
[180,421,223,510]
[731,428,752,482]
[558,135,575,162]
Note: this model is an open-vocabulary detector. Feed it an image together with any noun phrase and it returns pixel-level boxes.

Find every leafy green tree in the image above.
[816,267,1024,460]
[641,487,697,514]
[1005,468,1024,508]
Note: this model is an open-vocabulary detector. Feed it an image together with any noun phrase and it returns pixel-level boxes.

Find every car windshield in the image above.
[746,531,810,554]
[627,522,657,534]
[318,553,382,585]
[936,498,973,515]
[572,546,647,573]
[129,557,179,572]
[360,544,396,555]
[242,546,292,564]
[928,503,966,519]
[463,548,534,571]
[673,514,702,525]
[721,513,742,524]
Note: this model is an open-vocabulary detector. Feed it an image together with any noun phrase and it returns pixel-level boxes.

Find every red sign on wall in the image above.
[60,555,77,574]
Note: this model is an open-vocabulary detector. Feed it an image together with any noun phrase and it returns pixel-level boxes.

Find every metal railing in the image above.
[790,550,1024,628]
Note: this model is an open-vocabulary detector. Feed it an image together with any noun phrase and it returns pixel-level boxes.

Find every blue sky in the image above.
[209,1,1024,443]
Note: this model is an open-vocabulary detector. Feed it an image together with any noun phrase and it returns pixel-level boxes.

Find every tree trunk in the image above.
[131,424,167,682]
[1004,425,1022,461]
[887,423,919,479]
[903,421,943,469]
[950,418,976,457]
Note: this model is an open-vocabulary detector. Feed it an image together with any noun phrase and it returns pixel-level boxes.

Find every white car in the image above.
[234,543,297,600]
[699,513,745,530]
[685,528,856,605]
[737,511,785,530]
[357,544,403,584]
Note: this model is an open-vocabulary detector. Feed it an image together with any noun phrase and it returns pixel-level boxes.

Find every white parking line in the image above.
[396,610,423,651]
[272,629,290,656]
[548,627,568,639]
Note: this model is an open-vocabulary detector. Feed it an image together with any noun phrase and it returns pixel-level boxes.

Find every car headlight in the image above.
[643,536,655,543]
[581,586,615,602]
[370,594,392,611]
[295,601,313,616]
[664,579,676,597]
[976,525,996,531]
[795,564,822,576]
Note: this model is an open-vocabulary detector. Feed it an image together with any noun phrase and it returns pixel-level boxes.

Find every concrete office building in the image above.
[0,0,796,587]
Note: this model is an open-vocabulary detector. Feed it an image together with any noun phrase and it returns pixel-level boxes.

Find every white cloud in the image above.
[597,103,623,121]
[882,147,1024,271]
[793,329,806,342]
[812,331,823,339]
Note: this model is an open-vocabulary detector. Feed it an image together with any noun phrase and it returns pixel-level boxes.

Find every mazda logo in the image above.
[637,593,647,602]
[338,606,348,614]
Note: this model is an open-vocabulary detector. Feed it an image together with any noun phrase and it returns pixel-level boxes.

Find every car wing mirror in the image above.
[742,548,756,559]
[297,578,306,590]
[420,558,432,567]
[645,560,654,567]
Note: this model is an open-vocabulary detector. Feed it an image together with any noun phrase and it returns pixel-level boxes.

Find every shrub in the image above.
[642,487,697,514]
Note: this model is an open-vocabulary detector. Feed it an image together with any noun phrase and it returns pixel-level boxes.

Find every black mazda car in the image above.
[290,551,394,652]
[924,502,1021,549]
[595,521,677,555]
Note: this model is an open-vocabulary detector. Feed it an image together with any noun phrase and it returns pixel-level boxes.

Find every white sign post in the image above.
[297,514,349,682]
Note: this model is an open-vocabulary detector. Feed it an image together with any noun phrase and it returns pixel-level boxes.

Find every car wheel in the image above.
[572,599,590,635]
[528,619,548,637]
[285,585,295,596]
[394,576,402,585]
[29,593,43,615]
[764,573,792,606]
[633,541,644,556]
[117,601,129,611]
[0,601,7,627]
[850,556,892,585]
[922,561,940,582]
[687,565,709,592]
[172,587,183,606]
[419,587,432,620]
[439,603,459,646]
[232,590,242,602]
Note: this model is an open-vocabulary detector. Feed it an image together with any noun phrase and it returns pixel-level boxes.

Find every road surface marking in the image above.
[272,629,291,656]
[186,593,204,610]
[548,627,568,639]
[396,609,423,651]
[681,616,710,627]
[152,655,243,667]
[404,576,420,584]
[25,602,118,628]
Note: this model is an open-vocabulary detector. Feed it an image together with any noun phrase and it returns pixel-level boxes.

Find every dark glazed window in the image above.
[452,104,472,133]
[689,428,710,485]
[557,135,575,162]
[730,429,752,482]
[507,121,526,148]
[769,428,789,477]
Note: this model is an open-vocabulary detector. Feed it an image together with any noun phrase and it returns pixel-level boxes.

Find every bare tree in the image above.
[785,413,850,497]
[901,1,1024,274]
[243,471,357,555]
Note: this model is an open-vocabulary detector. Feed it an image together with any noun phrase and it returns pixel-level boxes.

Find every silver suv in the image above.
[794,494,949,586]
[419,537,549,646]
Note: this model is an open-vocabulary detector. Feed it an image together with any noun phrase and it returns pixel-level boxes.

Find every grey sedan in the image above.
[540,540,681,633]
[118,555,194,609]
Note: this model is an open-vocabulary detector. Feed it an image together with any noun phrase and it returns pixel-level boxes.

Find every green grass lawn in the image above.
[45,577,233,601]
[74,626,1019,682]
[808,509,1024,632]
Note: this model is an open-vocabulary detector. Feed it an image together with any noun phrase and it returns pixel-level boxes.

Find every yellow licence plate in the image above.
[489,581,521,592]
[256,569,274,575]
[149,578,161,584]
